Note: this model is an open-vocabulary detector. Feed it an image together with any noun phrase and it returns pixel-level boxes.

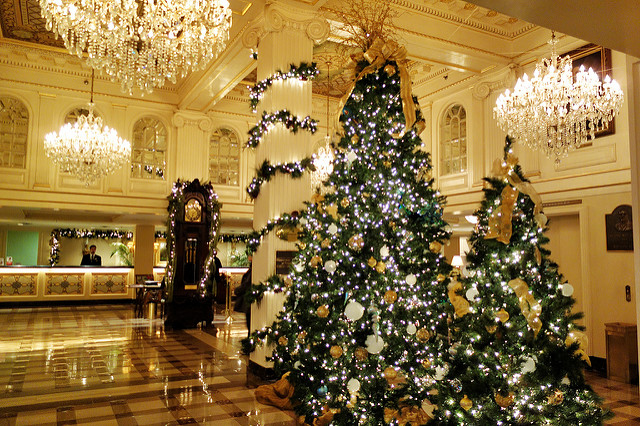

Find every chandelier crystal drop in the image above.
[39,0,232,94]
[494,33,624,163]
[44,73,131,185]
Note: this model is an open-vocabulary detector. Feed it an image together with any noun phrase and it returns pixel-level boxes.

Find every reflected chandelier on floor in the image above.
[494,32,624,163]
[44,71,131,185]
[39,0,232,94]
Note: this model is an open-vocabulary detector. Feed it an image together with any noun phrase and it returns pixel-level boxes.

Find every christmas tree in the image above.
[251,15,453,424]
[439,137,610,425]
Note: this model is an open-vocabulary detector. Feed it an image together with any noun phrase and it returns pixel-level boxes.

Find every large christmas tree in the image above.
[439,137,610,425]
[254,37,453,425]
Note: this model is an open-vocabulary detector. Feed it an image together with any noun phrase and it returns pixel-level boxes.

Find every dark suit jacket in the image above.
[81,254,102,266]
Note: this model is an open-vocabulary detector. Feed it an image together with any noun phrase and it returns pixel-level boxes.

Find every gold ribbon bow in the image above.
[508,278,542,338]
[491,154,543,216]
[341,38,420,131]
[448,279,470,318]
[566,330,591,366]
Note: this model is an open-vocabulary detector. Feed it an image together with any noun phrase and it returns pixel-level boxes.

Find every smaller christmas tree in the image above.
[438,137,610,425]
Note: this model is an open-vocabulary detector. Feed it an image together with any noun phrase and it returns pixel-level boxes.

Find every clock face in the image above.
[185,199,202,222]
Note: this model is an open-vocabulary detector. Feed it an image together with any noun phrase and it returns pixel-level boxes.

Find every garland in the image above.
[243,212,300,254]
[165,180,221,302]
[249,62,318,112]
[246,110,318,148]
[49,228,134,266]
[246,158,316,200]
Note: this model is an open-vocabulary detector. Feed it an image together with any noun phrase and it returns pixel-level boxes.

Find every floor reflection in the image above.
[0,305,637,425]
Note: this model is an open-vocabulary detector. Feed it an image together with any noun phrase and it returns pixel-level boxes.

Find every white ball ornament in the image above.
[465,287,479,300]
[299,218,308,226]
[347,378,361,393]
[365,334,385,354]
[344,300,365,321]
[380,245,390,258]
[434,366,447,381]
[406,323,417,335]
[294,262,304,272]
[405,274,417,286]
[522,357,537,374]
[328,224,338,235]
[562,284,574,297]
[324,260,337,274]
[346,151,357,165]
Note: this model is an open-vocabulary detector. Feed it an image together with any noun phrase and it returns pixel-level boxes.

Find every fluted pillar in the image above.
[172,111,213,181]
[243,1,329,369]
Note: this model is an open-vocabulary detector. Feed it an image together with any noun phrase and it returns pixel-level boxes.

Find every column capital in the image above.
[242,1,329,49]
[172,110,213,131]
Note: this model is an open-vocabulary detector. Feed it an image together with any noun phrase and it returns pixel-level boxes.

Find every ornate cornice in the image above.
[243,2,329,49]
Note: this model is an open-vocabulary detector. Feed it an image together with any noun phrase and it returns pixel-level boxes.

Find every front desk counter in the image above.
[0,266,166,303]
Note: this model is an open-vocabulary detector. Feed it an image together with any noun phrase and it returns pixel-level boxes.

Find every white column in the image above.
[243,1,328,369]
[172,111,213,181]
[628,59,640,370]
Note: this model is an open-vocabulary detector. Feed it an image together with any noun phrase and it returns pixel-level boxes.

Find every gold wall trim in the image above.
[543,200,583,208]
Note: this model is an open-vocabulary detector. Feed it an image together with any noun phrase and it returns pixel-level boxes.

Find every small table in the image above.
[129,281,163,318]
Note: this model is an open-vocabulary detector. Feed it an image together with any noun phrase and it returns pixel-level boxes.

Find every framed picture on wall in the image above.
[566,43,615,142]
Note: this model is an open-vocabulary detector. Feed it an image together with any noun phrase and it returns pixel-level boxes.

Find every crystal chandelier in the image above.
[494,32,624,163]
[44,72,131,185]
[312,62,335,191]
[39,0,232,94]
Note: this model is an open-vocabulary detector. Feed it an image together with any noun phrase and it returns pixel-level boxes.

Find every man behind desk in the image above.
[81,245,102,266]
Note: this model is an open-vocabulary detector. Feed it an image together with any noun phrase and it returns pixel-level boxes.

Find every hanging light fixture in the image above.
[39,0,232,94]
[44,71,131,185]
[311,61,335,191]
[494,32,624,163]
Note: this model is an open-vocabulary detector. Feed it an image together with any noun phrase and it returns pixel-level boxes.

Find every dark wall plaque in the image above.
[606,205,633,251]
[276,251,297,275]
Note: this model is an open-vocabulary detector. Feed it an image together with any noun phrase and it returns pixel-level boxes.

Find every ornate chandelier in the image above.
[494,32,624,163]
[44,72,131,185]
[39,0,232,94]
[312,62,335,191]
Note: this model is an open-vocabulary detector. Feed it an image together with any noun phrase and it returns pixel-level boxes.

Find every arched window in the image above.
[131,117,167,180]
[209,127,240,186]
[0,96,29,169]
[440,104,467,176]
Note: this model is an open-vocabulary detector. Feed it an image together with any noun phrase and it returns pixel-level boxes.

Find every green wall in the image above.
[6,230,39,265]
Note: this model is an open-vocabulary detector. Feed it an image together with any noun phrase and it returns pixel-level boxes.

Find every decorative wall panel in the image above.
[0,274,37,296]
[45,274,83,295]
[91,274,127,294]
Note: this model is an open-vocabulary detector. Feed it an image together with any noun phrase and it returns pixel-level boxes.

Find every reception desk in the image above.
[0,266,166,303]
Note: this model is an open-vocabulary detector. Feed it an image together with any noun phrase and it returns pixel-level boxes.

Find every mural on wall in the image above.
[0,274,36,296]
[45,274,83,295]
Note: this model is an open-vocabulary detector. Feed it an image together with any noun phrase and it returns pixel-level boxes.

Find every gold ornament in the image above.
[368,257,378,268]
[460,395,473,411]
[298,331,307,341]
[384,290,398,304]
[437,274,446,282]
[496,309,510,323]
[384,64,396,76]
[278,336,288,346]
[351,135,359,143]
[341,198,350,208]
[362,192,371,198]
[321,238,331,249]
[330,345,343,358]
[325,204,338,220]
[375,261,387,273]
[422,359,431,369]
[508,278,542,338]
[383,161,391,168]
[383,367,397,380]
[317,305,329,318]
[310,255,322,268]
[389,221,396,230]
[348,235,365,251]
[284,276,293,287]
[340,216,350,226]
[416,328,431,342]
[429,241,442,253]
[547,390,564,406]
[355,347,368,361]
[485,325,497,334]
[448,279,470,318]
[495,392,514,408]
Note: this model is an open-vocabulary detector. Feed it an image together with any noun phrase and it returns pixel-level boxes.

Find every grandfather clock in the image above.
[165,179,218,329]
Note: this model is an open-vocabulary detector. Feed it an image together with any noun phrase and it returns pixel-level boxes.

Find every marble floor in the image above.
[0,305,637,425]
